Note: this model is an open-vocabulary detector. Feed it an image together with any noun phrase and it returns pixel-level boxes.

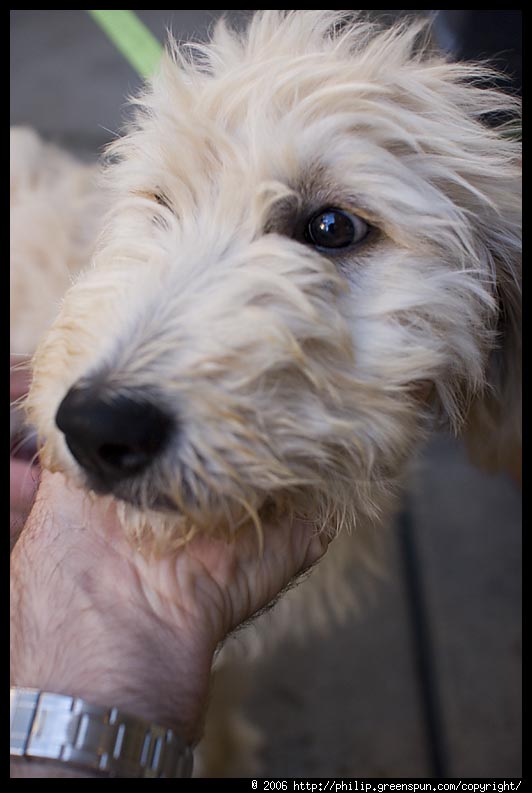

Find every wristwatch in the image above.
[10,687,193,778]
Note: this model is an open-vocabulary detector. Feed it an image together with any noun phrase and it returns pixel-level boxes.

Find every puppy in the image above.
[12,11,521,776]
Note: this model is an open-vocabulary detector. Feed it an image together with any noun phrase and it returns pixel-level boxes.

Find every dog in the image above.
[11,10,521,776]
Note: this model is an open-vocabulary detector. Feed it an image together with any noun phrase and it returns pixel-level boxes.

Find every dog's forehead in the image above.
[105,11,519,251]
[131,53,410,221]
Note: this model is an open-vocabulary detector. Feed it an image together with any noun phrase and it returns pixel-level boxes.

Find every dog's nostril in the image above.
[55,385,174,486]
[98,443,150,472]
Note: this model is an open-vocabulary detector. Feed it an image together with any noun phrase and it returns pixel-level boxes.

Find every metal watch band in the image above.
[10,687,193,778]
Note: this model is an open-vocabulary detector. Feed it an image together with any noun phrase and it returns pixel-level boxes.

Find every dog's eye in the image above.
[305,208,368,250]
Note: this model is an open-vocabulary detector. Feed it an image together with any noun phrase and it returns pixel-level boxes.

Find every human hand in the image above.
[10,356,40,543]
[11,470,328,752]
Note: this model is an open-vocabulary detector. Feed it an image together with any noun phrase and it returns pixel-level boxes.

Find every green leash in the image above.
[87,11,521,142]
[87,10,163,79]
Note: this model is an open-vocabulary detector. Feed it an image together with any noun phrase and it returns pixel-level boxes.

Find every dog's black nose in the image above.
[55,386,173,485]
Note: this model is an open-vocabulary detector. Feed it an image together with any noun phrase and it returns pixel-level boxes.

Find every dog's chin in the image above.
[84,475,181,515]
[120,492,182,514]
[70,455,276,533]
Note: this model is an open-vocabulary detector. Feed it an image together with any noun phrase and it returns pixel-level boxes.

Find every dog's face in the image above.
[28,11,521,547]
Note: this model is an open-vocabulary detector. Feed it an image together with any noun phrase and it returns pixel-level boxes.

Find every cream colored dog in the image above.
[11,11,521,776]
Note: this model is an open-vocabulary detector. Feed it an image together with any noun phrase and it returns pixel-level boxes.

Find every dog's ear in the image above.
[462,167,521,480]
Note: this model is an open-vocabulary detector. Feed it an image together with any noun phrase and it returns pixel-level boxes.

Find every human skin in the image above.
[10,470,327,778]
[10,357,39,542]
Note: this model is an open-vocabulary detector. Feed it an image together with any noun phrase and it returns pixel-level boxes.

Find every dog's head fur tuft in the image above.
[27,11,521,549]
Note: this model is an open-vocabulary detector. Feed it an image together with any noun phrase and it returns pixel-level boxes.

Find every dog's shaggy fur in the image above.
[11,11,521,776]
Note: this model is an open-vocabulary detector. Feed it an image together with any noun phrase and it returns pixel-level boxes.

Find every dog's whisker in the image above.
[10,431,39,460]
[234,498,265,555]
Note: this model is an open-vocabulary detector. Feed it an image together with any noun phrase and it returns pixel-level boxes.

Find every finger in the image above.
[10,356,32,402]
[10,458,40,513]
[294,521,330,573]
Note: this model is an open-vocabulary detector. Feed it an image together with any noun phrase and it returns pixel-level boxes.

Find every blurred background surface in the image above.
[10,10,521,778]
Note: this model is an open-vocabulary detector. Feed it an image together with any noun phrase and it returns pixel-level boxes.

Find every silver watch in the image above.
[10,687,193,778]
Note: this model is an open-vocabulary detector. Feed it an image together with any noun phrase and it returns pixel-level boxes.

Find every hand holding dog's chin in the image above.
[11,470,327,753]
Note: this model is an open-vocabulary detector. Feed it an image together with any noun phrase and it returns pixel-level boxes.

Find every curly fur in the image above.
[12,11,521,776]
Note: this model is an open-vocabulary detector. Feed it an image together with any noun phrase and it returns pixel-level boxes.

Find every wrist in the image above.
[10,687,194,778]
[10,473,215,744]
